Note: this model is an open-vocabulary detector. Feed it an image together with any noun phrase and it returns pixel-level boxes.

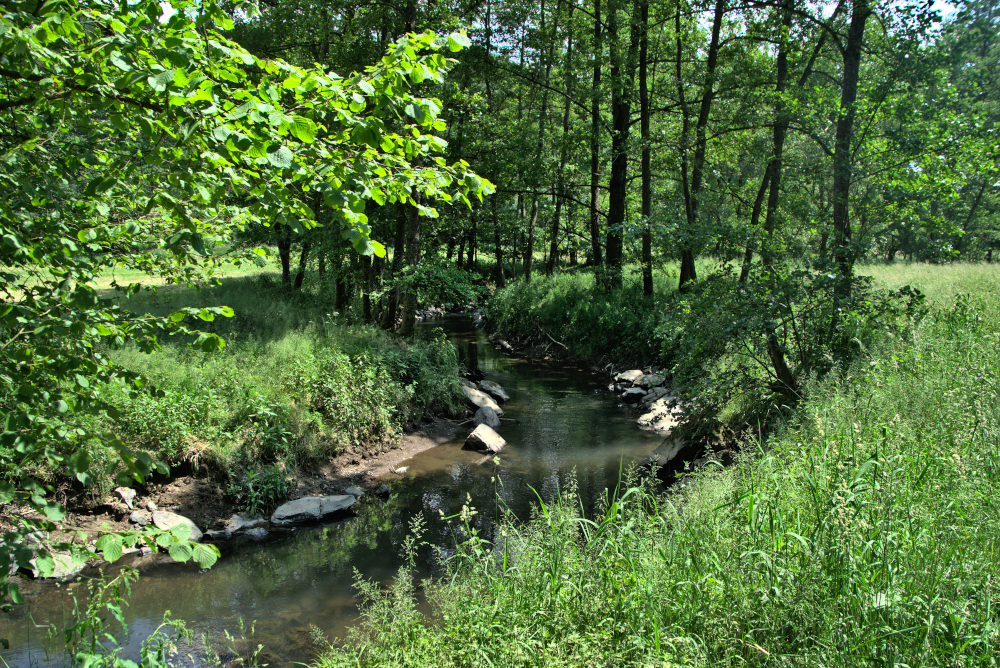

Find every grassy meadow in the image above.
[315,262,1000,667]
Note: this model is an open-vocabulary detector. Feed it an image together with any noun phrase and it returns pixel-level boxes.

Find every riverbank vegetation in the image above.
[316,266,1000,666]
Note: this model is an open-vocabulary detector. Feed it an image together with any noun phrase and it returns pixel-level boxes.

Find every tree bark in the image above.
[639,0,653,296]
[465,208,478,272]
[277,227,292,286]
[831,0,871,299]
[589,0,604,275]
[381,205,407,330]
[398,199,422,337]
[679,0,726,292]
[293,241,310,289]
[494,198,506,287]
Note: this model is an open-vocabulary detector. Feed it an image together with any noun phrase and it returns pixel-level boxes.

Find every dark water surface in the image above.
[1,315,661,667]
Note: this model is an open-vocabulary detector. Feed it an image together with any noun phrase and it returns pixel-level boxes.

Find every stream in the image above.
[1,314,664,667]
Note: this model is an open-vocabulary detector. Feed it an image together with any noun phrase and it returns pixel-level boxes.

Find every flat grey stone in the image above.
[642,438,690,468]
[245,527,269,540]
[152,510,204,543]
[345,486,365,498]
[458,378,477,389]
[621,387,647,403]
[615,369,643,383]
[129,510,150,526]
[461,386,504,416]
[478,380,510,403]
[473,406,501,429]
[636,374,666,389]
[464,424,506,454]
[224,514,268,539]
[375,484,391,496]
[271,495,357,527]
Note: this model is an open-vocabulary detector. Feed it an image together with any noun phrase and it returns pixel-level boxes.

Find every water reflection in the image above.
[2,314,661,667]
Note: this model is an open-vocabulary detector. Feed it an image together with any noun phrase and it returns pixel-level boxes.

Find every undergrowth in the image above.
[316,284,1000,667]
[48,273,464,504]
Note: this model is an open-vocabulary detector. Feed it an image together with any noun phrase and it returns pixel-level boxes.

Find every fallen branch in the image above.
[535,322,568,349]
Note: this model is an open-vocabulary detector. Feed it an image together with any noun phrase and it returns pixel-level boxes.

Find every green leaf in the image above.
[447,32,471,52]
[147,69,175,92]
[266,144,295,169]
[96,534,123,563]
[193,543,219,569]
[168,541,193,563]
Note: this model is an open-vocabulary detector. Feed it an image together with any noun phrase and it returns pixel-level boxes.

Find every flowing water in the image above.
[1,315,663,667]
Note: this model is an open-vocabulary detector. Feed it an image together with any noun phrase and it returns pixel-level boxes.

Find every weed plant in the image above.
[52,273,464,506]
[316,283,1000,667]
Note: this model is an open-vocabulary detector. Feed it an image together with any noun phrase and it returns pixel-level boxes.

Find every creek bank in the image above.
[477,309,737,482]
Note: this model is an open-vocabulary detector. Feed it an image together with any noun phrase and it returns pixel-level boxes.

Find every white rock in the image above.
[270,495,357,527]
[478,380,510,403]
[461,386,504,416]
[115,487,136,509]
[614,369,644,383]
[152,510,204,542]
[464,424,506,454]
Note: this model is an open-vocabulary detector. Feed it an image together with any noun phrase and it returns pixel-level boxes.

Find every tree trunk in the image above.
[398,200,422,337]
[277,228,292,286]
[381,206,407,330]
[293,241,310,290]
[605,0,642,290]
[494,198,506,287]
[465,208,478,272]
[679,0,726,292]
[639,0,653,296]
[831,0,871,300]
[524,194,539,281]
[589,0,604,275]
[361,254,373,323]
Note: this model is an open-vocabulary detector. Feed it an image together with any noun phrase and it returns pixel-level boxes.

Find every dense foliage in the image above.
[0,0,488,613]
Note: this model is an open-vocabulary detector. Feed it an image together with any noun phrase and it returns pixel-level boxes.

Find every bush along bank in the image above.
[314,274,1000,666]
[0,274,471,553]
[485,267,928,459]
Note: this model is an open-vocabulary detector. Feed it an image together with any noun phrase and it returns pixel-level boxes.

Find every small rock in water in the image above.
[115,487,136,509]
[498,339,514,353]
[129,510,150,527]
[271,495,357,527]
[375,484,392,497]
[461,385,504,416]
[245,527,269,541]
[394,466,409,475]
[464,424,506,454]
[345,486,365,498]
[31,552,84,580]
[478,380,510,403]
[621,387,646,403]
[473,406,502,429]
[223,513,268,539]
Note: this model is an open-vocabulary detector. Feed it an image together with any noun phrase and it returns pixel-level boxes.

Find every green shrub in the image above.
[226,464,295,517]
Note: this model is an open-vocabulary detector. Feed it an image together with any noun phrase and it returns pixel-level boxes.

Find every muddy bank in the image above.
[1,419,461,551]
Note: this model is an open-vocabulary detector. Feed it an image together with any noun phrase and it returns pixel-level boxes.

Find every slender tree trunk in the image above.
[639,0,653,296]
[293,241,310,289]
[398,199,422,337]
[494,198,506,287]
[465,208,478,272]
[277,227,292,286]
[589,0,604,275]
[361,254,373,323]
[381,206,407,330]
[675,9,694,292]
[679,0,726,292]
[524,194,540,281]
[548,196,563,275]
[831,0,871,300]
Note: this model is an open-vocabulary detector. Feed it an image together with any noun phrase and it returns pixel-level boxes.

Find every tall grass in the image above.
[316,270,1000,667]
[69,273,464,499]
